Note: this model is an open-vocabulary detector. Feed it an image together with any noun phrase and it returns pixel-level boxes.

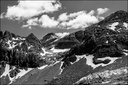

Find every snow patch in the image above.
[123,52,128,56]
[52,61,60,66]
[55,32,69,38]
[28,45,33,50]
[38,65,48,70]
[123,49,128,56]
[39,47,69,56]
[12,37,19,40]
[51,47,70,53]
[6,40,17,49]
[46,61,60,68]
[0,64,10,78]
[15,68,32,79]
[58,62,64,75]
[40,48,52,56]
[9,68,33,84]
[74,55,85,64]
[101,80,111,84]
[106,40,108,44]
[19,42,23,46]
[12,41,16,45]
[20,37,26,40]
[123,22,128,29]
[107,22,119,31]
[75,55,120,69]
[12,37,25,41]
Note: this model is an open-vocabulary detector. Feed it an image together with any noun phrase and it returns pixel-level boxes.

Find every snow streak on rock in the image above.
[58,61,64,75]
[12,37,25,41]
[51,47,70,53]
[39,47,52,56]
[38,65,48,70]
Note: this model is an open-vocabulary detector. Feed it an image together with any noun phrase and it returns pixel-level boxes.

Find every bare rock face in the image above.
[41,32,59,48]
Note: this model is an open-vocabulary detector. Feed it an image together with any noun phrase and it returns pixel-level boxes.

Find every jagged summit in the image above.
[27,33,37,40]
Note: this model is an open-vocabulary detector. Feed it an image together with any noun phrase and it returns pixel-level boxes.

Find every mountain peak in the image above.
[99,10,128,25]
[4,30,11,36]
[114,10,127,14]
[4,30,12,39]
[26,33,41,48]
[27,33,38,41]
[40,32,59,48]
[28,33,35,37]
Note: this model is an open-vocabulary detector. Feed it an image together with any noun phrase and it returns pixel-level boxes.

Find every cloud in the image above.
[97,8,109,15]
[1,0,61,20]
[58,11,99,29]
[0,13,5,19]
[22,18,38,29]
[58,8,109,29]
[1,0,109,30]
[23,8,109,29]
[22,15,59,28]
[39,15,59,28]
[58,13,68,21]
[55,32,70,38]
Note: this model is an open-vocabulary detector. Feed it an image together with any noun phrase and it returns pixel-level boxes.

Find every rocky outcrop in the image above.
[75,67,128,85]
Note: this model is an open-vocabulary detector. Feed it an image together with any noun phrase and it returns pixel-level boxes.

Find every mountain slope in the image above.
[0,10,128,85]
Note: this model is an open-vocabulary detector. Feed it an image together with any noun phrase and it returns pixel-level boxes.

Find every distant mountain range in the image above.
[0,10,128,85]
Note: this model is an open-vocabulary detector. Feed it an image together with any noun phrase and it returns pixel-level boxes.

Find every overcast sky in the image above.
[0,0,127,39]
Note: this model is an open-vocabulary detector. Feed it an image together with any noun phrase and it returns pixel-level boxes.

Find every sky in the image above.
[0,0,128,39]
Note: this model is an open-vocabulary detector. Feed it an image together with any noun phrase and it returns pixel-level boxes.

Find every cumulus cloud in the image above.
[58,13,68,21]
[55,32,70,38]
[97,8,109,15]
[22,15,59,28]
[58,8,109,29]
[22,18,38,29]
[39,15,59,28]
[23,8,109,29]
[1,0,109,29]
[1,0,61,20]
[59,11,99,29]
